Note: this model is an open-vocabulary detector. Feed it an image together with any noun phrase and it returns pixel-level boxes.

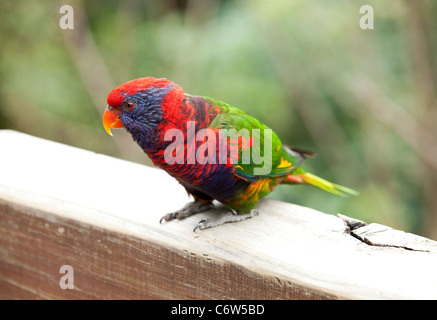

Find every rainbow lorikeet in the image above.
[103,77,357,230]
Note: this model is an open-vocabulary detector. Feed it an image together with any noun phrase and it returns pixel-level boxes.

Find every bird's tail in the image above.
[283,168,359,197]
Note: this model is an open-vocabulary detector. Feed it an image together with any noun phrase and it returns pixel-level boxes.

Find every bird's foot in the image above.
[193,209,259,232]
[160,201,214,223]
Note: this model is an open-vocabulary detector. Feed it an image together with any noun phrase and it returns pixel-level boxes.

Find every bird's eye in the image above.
[125,101,135,111]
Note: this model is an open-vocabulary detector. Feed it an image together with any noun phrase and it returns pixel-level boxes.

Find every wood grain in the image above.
[1,130,437,299]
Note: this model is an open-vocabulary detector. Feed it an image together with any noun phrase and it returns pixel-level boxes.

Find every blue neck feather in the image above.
[119,84,172,152]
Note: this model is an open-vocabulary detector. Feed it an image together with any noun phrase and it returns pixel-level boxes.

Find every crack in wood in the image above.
[337,214,431,252]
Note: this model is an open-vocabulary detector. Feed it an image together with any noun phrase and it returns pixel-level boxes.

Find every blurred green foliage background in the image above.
[1,0,436,238]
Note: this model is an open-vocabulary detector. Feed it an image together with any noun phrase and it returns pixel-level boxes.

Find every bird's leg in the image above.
[160,200,214,223]
[193,209,259,231]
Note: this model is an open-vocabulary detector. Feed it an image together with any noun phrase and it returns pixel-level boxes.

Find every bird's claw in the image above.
[159,212,176,224]
[193,209,259,232]
[193,219,208,232]
[160,201,214,224]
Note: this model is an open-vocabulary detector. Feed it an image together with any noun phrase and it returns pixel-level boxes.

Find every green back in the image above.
[204,96,298,182]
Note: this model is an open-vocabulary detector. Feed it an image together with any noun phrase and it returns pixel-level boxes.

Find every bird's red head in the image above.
[103,77,184,135]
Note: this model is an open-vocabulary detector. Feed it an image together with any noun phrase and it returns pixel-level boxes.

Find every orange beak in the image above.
[103,106,124,136]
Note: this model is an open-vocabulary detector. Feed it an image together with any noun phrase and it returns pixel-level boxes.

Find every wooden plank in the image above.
[1,129,437,299]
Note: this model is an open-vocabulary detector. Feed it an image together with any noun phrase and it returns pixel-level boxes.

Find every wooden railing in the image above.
[1,130,437,299]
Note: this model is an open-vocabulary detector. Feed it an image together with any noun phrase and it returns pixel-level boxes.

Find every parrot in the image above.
[103,77,358,230]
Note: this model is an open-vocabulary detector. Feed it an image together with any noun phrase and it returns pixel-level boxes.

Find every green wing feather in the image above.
[204,96,298,182]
